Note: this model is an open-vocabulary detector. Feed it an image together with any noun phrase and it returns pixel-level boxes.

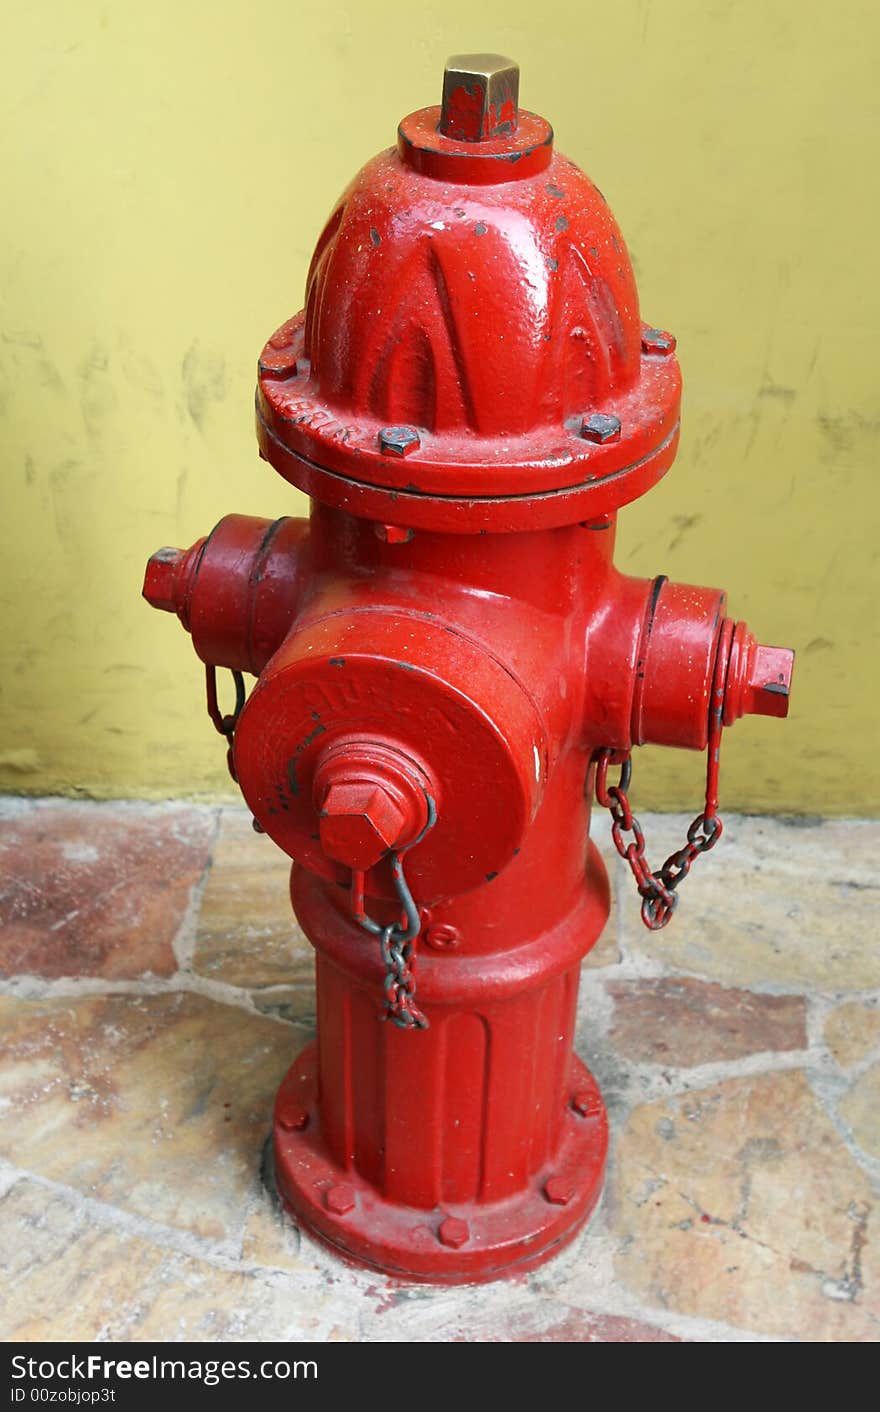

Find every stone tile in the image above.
[611,1070,880,1340]
[0,992,302,1240]
[839,1065,880,1160]
[241,1182,308,1275]
[620,816,880,990]
[458,1305,682,1341]
[0,803,213,979]
[194,810,311,988]
[365,1294,682,1341]
[825,1002,880,1069]
[0,1181,343,1341]
[608,978,807,1066]
[583,923,620,970]
[252,986,316,1029]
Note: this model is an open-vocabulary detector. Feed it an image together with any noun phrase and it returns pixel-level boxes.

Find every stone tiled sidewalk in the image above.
[0,799,877,1342]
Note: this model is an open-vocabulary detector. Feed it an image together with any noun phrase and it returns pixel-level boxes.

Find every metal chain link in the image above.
[349,797,437,1030]
[205,664,246,782]
[594,618,732,930]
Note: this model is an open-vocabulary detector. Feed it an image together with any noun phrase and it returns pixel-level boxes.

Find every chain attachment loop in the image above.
[349,796,438,1031]
[595,618,733,930]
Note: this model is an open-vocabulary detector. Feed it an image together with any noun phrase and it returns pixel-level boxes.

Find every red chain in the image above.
[595,619,732,930]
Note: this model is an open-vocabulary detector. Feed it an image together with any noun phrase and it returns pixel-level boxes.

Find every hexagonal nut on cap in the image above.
[641,327,676,356]
[437,1216,470,1249]
[579,413,621,444]
[319,780,408,870]
[324,1184,356,1215]
[142,547,184,613]
[379,425,421,457]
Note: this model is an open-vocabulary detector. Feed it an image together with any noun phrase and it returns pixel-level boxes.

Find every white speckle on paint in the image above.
[533,746,541,782]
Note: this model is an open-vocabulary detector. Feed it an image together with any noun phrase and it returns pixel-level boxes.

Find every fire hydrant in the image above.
[143,55,794,1283]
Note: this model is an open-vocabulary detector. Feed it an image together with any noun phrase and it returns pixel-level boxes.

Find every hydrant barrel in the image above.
[143,54,794,1283]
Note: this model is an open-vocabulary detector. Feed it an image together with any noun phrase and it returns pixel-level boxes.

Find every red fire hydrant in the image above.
[144,55,794,1283]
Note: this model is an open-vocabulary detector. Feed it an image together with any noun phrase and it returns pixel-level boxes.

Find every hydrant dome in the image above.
[256,64,682,531]
[303,146,642,438]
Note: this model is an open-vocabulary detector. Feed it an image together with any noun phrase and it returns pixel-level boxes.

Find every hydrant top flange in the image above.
[255,57,681,534]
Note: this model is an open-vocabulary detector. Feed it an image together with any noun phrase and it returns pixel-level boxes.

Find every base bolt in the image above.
[543,1175,575,1206]
[571,1088,599,1117]
[325,1184,356,1215]
[438,1216,470,1249]
[579,413,621,444]
[277,1106,309,1132]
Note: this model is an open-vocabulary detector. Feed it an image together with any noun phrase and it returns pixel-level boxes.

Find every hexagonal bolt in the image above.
[579,413,621,445]
[260,349,298,380]
[744,645,793,719]
[324,1184,356,1216]
[543,1175,576,1206]
[570,1088,599,1118]
[277,1106,309,1133]
[641,327,676,357]
[379,426,421,457]
[142,547,184,613]
[440,54,519,141]
[437,1216,470,1249]
[374,523,414,545]
[318,780,409,870]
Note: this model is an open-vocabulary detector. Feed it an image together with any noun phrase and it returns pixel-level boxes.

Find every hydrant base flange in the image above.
[274,1044,608,1284]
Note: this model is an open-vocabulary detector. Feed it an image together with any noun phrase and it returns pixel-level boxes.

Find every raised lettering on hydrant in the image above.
[143,55,794,1282]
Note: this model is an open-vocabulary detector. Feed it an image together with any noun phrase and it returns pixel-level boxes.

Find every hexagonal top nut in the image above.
[142,547,184,613]
[379,425,421,457]
[641,327,676,356]
[579,413,621,445]
[318,779,408,870]
[440,54,520,141]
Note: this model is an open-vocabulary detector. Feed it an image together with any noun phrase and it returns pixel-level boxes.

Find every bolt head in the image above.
[142,547,183,613]
[641,327,676,357]
[260,347,298,380]
[544,1175,576,1206]
[571,1088,600,1118]
[579,413,621,444]
[375,523,414,545]
[438,1216,470,1249]
[379,426,420,457]
[325,1184,356,1216]
[319,780,408,870]
[277,1106,308,1133]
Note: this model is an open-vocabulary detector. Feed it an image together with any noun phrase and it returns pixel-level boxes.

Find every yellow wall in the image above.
[1,1,877,813]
